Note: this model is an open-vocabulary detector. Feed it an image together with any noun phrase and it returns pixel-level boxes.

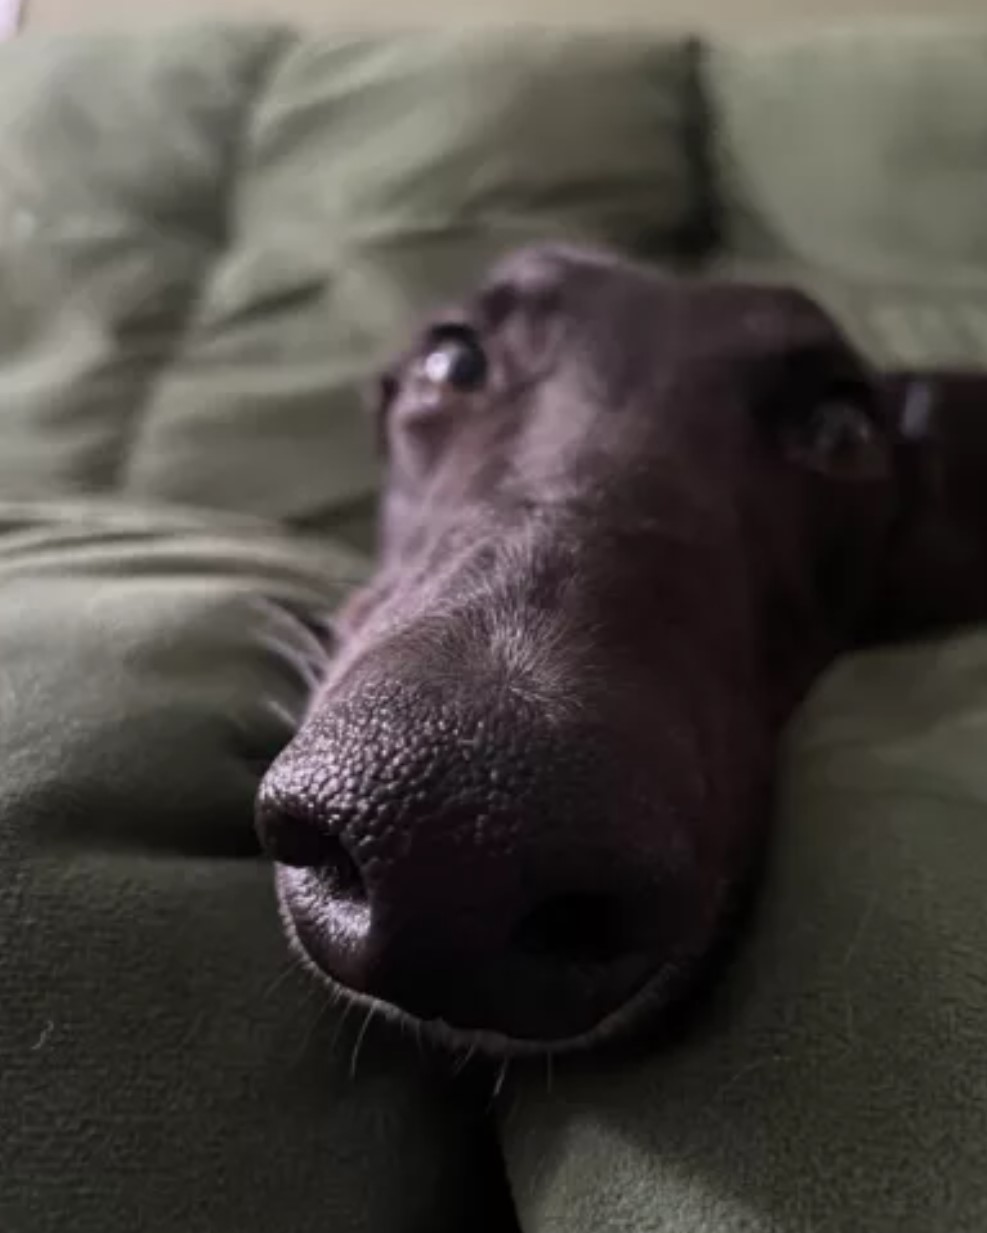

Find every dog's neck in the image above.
[866,373,987,643]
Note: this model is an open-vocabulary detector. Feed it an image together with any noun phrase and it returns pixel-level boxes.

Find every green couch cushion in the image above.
[0,28,699,542]
[0,27,287,497]
[0,503,516,1233]
[2,20,987,1233]
[709,24,987,367]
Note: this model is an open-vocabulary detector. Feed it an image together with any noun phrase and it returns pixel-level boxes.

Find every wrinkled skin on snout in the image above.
[256,245,908,1055]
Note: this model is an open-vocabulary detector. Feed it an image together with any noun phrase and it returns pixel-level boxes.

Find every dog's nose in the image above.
[255,687,679,1044]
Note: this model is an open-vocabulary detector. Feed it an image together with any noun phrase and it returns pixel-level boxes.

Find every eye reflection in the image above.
[418,328,488,393]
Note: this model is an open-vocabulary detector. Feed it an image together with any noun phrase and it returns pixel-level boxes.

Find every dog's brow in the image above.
[476,271,565,331]
[475,281,521,331]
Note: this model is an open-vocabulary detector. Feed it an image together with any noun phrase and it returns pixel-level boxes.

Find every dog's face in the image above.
[257,245,902,1054]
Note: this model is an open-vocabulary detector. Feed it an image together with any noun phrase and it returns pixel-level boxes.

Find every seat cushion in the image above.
[0,27,699,543]
[708,23,987,368]
[0,501,518,1233]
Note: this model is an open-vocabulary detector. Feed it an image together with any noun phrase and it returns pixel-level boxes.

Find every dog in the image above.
[256,243,987,1056]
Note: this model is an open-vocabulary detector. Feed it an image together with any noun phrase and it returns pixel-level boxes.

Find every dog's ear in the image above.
[860,371,987,640]
[880,370,987,500]
[879,371,987,434]
[892,376,938,443]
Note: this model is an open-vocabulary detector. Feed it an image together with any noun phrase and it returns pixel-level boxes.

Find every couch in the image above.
[2,21,986,1232]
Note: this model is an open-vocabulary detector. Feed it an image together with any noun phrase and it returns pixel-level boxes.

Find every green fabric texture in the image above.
[708,24,987,367]
[0,504,515,1233]
[1,20,986,1233]
[0,27,698,541]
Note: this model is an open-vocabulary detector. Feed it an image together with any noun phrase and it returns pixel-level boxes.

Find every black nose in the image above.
[255,686,676,1044]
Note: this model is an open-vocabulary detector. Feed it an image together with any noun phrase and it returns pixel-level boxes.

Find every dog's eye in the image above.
[804,398,875,457]
[784,386,887,481]
[416,327,488,393]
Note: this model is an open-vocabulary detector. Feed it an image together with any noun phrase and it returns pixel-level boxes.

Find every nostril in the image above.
[314,835,367,907]
[256,800,326,868]
[256,801,368,915]
[511,893,631,968]
[258,802,373,951]
[310,835,372,948]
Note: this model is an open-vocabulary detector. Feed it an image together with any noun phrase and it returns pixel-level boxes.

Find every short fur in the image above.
[257,245,987,1055]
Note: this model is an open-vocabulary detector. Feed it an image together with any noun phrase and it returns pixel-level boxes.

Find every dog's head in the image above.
[257,245,907,1054]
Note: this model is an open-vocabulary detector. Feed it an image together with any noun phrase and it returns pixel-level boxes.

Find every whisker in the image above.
[330,994,357,1057]
[491,1058,511,1106]
[452,1041,478,1077]
[350,1004,377,1081]
[287,987,335,1069]
[256,961,301,1005]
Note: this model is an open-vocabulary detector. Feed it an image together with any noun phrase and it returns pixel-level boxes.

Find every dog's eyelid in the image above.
[422,319,482,347]
[816,377,880,421]
[789,346,869,391]
[757,343,878,422]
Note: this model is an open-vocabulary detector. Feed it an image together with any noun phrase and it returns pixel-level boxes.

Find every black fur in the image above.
[257,244,987,1055]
